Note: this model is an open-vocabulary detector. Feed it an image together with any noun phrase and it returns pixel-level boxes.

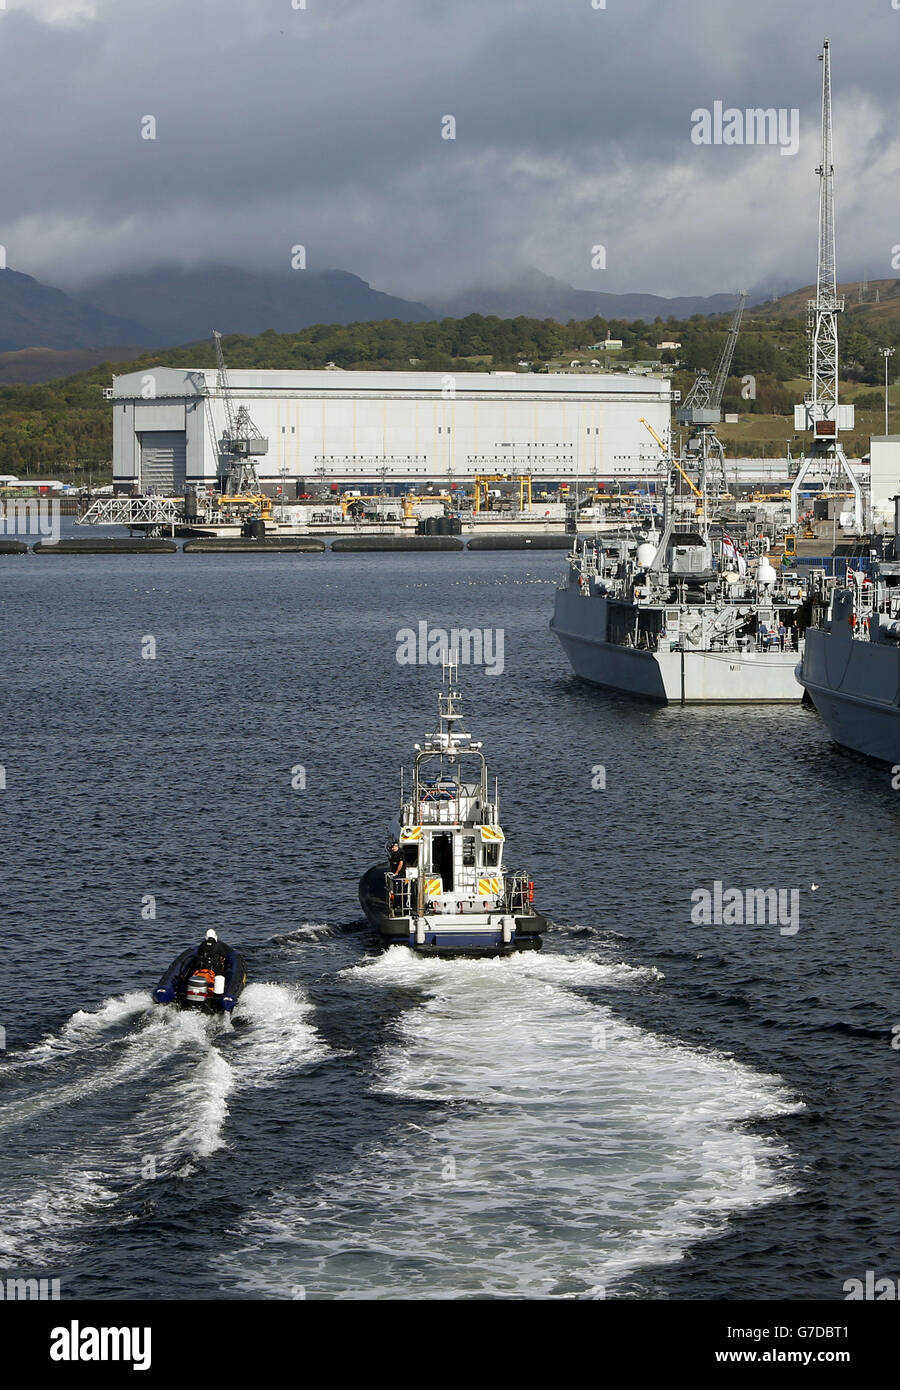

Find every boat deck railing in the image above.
[403,792,499,827]
[385,873,414,920]
[384,870,531,919]
[504,872,532,916]
[418,791,488,824]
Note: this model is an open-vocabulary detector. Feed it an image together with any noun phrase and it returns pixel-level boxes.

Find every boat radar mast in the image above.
[789,39,862,530]
[421,653,482,757]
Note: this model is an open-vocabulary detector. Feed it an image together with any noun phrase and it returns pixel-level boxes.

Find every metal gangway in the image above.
[78,496,184,535]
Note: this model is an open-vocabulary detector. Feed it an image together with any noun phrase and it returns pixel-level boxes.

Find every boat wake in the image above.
[0,982,331,1265]
[269,922,354,946]
[228,947,801,1299]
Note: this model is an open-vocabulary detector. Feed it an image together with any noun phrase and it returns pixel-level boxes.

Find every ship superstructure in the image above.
[551,473,811,703]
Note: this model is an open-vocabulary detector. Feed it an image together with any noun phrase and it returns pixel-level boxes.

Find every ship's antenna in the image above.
[441,648,459,691]
[436,647,459,744]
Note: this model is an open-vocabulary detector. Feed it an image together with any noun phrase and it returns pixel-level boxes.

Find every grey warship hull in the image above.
[552,586,802,704]
[797,600,900,763]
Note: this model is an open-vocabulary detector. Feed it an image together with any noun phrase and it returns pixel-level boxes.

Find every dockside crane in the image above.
[640,416,706,516]
[676,290,746,509]
[472,473,533,514]
[789,39,862,529]
[212,330,270,499]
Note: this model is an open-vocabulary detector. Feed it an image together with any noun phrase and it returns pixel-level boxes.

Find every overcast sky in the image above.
[1,0,899,300]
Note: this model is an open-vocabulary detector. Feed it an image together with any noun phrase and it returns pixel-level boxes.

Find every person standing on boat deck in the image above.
[388,841,405,876]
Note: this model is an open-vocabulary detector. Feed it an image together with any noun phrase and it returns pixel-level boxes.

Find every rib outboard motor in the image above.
[185,972,215,1005]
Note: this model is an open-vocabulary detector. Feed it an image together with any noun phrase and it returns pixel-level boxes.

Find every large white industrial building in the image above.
[110,367,674,494]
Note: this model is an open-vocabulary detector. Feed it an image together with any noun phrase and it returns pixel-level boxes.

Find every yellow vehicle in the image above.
[217,493,273,518]
[749,489,792,502]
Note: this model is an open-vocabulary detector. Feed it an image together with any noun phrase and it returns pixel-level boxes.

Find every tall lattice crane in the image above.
[212,330,269,496]
[676,290,746,508]
[789,40,861,528]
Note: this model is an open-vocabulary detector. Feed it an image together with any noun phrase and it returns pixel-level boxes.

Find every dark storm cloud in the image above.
[0,0,898,298]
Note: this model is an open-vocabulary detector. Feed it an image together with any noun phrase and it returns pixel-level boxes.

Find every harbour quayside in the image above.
[358,659,546,955]
[550,469,813,705]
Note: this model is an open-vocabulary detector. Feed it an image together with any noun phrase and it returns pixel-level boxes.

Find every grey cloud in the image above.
[0,0,897,300]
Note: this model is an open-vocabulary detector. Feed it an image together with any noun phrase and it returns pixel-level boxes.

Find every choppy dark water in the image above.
[0,539,896,1300]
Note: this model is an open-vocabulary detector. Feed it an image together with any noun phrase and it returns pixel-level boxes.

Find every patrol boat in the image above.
[358,659,546,955]
[550,472,809,704]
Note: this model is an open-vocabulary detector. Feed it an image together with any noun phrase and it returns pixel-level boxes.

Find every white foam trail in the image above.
[275,922,341,942]
[0,1006,234,1262]
[0,1171,121,1265]
[229,982,340,1087]
[146,1022,235,1170]
[0,1003,212,1135]
[231,948,800,1300]
[1,992,154,1072]
[0,982,335,1263]
[61,992,154,1040]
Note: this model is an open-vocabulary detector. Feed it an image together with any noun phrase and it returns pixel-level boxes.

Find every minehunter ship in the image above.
[359,661,546,955]
[797,566,900,763]
[550,484,810,704]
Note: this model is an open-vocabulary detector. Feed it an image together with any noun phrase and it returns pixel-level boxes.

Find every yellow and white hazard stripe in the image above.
[425,877,443,897]
[400,826,422,842]
[477,877,501,895]
[479,826,505,842]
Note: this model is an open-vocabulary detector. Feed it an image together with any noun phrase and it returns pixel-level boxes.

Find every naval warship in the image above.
[359,659,546,955]
[797,566,900,763]
[550,473,811,704]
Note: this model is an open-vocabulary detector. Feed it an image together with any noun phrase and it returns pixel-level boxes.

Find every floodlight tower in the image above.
[790,39,862,528]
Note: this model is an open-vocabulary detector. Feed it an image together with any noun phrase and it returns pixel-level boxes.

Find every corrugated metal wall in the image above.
[139,431,187,495]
